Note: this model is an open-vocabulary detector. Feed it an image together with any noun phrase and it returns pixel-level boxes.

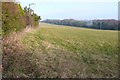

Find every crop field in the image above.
[3,23,118,78]
[20,23,118,78]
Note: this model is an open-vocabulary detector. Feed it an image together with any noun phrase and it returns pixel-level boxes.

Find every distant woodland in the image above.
[43,19,119,30]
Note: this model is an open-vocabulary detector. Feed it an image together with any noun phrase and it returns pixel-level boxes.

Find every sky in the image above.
[18,0,119,20]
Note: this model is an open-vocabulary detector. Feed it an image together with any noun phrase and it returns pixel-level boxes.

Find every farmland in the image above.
[19,23,118,78]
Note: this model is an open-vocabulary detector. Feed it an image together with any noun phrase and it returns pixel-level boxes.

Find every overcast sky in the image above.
[19,0,119,20]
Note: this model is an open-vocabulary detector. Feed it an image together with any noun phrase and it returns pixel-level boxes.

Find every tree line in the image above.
[43,19,119,30]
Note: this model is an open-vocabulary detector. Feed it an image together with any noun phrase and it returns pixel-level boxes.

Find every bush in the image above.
[2,2,27,36]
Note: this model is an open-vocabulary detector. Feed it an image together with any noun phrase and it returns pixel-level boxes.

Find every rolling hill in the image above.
[3,23,118,78]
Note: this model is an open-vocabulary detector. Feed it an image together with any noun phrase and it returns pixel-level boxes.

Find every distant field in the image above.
[20,23,118,78]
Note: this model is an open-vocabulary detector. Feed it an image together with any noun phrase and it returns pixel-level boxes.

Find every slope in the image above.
[21,23,118,78]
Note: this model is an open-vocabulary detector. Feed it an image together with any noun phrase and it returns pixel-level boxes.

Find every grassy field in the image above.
[20,23,118,78]
[3,23,118,78]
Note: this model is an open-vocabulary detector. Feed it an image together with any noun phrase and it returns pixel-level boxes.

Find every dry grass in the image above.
[21,23,118,78]
[2,23,118,78]
[3,28,41,78]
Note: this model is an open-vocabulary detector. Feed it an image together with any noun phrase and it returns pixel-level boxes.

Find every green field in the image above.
[3,22,118,78]
[20,23,119,78]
